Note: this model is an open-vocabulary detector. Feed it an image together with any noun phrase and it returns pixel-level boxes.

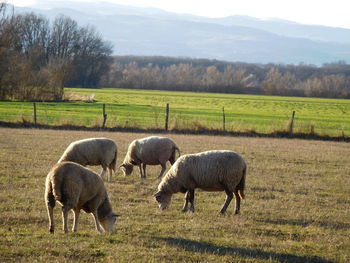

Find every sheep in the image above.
[58,137,117,182]
[153,150,246,214]
[120,136,180,178]
[45,161,120,233]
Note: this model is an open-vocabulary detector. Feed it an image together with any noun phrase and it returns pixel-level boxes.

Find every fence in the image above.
[8,102,304,135]
[0,101,348,138]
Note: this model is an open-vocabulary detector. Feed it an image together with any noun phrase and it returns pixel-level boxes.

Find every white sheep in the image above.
[154,150,247,214]
[45,161,120,233]
[120,136,180,178]
[58,137,117,181]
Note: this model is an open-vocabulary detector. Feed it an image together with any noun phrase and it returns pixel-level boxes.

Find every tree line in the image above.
[0,3,112,100]
[102,56,350,98]
[1,3,350,100]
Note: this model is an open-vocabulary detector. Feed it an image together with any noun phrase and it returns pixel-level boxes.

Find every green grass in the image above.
[0,128,349,262]
[0,88,349,136]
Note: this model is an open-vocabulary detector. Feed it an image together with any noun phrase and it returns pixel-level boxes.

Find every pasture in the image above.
[0,127,349,262]
[0,88,349,137]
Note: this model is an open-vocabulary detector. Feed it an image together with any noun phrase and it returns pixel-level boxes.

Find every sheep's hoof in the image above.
[219,210,227,215]
[181,208,188,213]
[49,227,54,234]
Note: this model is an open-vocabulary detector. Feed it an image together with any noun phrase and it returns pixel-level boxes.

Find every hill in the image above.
[14,0,350,65]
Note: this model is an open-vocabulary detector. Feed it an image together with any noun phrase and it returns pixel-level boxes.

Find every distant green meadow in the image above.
[0,88,349,136]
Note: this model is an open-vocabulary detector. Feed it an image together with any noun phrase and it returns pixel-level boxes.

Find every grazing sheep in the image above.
[154,150,246,214]
[45,161,120,233]
[120,136,180,178]
[58,138,117,181]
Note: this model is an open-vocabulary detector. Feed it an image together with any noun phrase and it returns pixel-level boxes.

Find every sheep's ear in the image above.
[111,212,121,217]
[153,192,162,201]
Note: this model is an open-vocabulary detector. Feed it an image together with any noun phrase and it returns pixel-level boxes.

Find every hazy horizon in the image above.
[9,0,350,29]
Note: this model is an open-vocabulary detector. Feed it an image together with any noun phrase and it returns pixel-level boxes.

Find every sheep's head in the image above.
[99,212,121,233]
[119,163,133,176]
[153,191,172,210]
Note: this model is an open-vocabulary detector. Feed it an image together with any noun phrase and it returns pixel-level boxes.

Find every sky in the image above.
[8,0,350,29]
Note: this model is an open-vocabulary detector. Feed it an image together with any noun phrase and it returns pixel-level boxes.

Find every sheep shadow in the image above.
[257,218,350,230]
[155,237,334,263]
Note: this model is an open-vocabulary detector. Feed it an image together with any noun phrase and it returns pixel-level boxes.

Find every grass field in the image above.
[0,88,349,137]
[0,127,349,262]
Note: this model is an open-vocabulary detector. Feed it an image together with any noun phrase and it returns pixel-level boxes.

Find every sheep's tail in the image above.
[109,149,118,174]
[236,165,246,199]
[174,145,181,158]
[49,167,64,202]
[170,145,181,165]
[45,175,56,208]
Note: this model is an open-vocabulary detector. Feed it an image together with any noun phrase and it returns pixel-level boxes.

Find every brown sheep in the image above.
[154,150,247,214]
[45,161,120,233]
[58,138,117,181]
[120,136,180,178]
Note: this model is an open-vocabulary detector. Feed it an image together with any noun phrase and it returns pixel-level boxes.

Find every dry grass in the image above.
[0,127,349,262]
[63,91,96,102]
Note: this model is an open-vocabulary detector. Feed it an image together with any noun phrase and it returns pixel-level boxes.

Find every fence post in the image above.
[33,102,37,125]
[289,110,295,136]
[102,104,107,128]
[165,103,169,131]
[222,106,226,131]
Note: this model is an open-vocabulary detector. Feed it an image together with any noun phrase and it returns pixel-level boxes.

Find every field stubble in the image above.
[0,128,349,262]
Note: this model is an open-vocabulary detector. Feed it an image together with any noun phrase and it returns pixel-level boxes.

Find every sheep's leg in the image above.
[220,189,233,214]
[142,163,147,178]
[46,188,56,233]
[47,204,55,233]
[91,211,104,233]
[108,168,113,182]
[189,190,195,212]
[182,190,195,212]
[100,168,107,180]
[72,208,80,232]
[233,190,241,215]
[61,206,70,233]
[182,191,189,212]
[138,164,144,178]
[109,161,116,177]
[157,163,167,178]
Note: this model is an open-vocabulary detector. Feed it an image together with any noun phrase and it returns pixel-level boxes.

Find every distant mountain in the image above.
[14,0,350,65]
[209,16,350,44]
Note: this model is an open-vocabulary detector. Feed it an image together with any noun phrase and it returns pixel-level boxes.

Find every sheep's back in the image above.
[60,138,116,165]
[137,136,177,164]
[177,150,246,191]
[49,162,106,206]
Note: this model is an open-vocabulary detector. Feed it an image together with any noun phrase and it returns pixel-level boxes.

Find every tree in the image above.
[0,7,113,99]
[222,66,247,92]
[303,74,350,98]
[69,26,113,88]
[262,67,299,96]
[50,15,78,59]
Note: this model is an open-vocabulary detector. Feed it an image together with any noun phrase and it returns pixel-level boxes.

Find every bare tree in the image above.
[68,26,112,88]
[0,6,114,100]
[50,15,78,59]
